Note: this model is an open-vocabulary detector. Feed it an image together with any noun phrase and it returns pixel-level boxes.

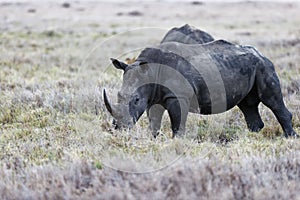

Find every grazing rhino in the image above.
[104,40,298,138]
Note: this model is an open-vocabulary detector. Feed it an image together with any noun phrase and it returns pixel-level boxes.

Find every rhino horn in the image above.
[103,89,113,115]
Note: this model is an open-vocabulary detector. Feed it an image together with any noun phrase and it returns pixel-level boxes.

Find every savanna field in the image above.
[0,1,300,199]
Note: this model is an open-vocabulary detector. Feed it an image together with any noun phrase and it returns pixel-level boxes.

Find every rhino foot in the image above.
[152,131,160,138]
[285,131,299,138]
[172,130,185,138]
[248,121,264,132]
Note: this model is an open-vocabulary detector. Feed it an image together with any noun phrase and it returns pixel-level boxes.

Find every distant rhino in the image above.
[124,24,214,64]
[104,39,298,138]
[160,24,214,44]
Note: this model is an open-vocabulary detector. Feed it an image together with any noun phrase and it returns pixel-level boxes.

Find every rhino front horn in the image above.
[103,89,113,115]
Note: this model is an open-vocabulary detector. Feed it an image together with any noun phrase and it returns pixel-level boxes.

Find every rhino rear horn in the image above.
[103,89,113,115]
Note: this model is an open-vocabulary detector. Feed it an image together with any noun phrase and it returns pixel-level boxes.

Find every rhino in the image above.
[103,39,298,138]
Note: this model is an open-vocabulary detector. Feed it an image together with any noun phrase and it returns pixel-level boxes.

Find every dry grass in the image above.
[0,1,300,199]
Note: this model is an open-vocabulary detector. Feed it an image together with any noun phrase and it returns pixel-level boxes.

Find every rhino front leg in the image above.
[147,104,165,138]
[166,98,189,138]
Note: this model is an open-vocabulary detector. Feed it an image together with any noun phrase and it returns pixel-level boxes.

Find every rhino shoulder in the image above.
[137,47,165,63]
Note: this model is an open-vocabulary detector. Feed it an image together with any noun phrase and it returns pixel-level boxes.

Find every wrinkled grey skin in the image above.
[104,40,298,138]
[148,24,214,136]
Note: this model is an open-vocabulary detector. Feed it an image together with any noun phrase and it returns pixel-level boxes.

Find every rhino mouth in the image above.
[112,118,134,130]
[130,109,143,125]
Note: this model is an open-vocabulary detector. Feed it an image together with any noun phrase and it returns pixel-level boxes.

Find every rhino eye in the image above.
[134,96,140,105]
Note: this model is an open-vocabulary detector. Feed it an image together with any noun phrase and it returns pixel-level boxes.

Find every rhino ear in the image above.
[110,58,128,71]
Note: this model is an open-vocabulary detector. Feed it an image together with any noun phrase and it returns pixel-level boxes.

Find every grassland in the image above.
[0,1,300,199]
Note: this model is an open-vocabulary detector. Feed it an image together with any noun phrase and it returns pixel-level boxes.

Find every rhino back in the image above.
[137,40,261,113]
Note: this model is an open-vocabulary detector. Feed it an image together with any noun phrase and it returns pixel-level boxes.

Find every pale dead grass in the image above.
[0,1,300,199]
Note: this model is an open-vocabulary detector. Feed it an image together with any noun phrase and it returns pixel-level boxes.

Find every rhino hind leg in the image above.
[147,104,165,138]
[256,61,298,138]
[262,98,298,138]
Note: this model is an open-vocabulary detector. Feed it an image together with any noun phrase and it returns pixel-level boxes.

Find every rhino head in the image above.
[103,58,153,129]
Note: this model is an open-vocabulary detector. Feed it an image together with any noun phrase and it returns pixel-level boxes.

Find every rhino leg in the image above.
[238,87,264,132]
[238,101,264,132]
[147,104,165,137]
[165,98,189,138]
[256,60,298,137]
[262,99,297,138]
